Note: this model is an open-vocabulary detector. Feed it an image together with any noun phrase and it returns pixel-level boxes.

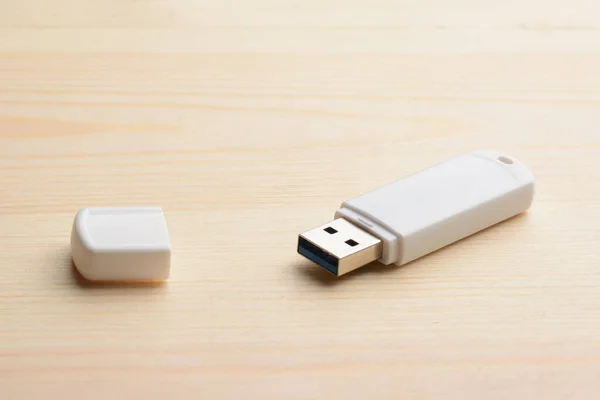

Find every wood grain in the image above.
[1,1,600,399]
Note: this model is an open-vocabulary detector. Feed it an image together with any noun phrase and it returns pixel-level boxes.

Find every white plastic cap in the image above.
[71,207,171,281]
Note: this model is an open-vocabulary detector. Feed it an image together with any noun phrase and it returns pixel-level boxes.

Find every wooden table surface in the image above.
[1,1,600,399]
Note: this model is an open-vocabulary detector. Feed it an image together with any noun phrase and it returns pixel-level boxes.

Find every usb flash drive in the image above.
[298,150,535,276]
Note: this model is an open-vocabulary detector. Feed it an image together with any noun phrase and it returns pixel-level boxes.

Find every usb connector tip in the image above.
[298,218,382,276]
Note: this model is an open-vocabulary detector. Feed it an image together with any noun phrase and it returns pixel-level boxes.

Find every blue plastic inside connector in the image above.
[298,237,338,276]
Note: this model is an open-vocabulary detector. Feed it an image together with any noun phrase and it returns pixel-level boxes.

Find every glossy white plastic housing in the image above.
[336,150,535,266]
[71,207,171,281]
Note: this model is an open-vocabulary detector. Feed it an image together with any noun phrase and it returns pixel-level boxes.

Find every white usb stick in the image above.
[298,150,535,276]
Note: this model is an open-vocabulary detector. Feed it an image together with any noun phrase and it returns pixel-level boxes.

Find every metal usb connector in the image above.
[297,218,383,276]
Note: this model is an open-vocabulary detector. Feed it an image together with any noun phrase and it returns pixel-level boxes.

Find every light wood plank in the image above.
[1,1,600,399]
